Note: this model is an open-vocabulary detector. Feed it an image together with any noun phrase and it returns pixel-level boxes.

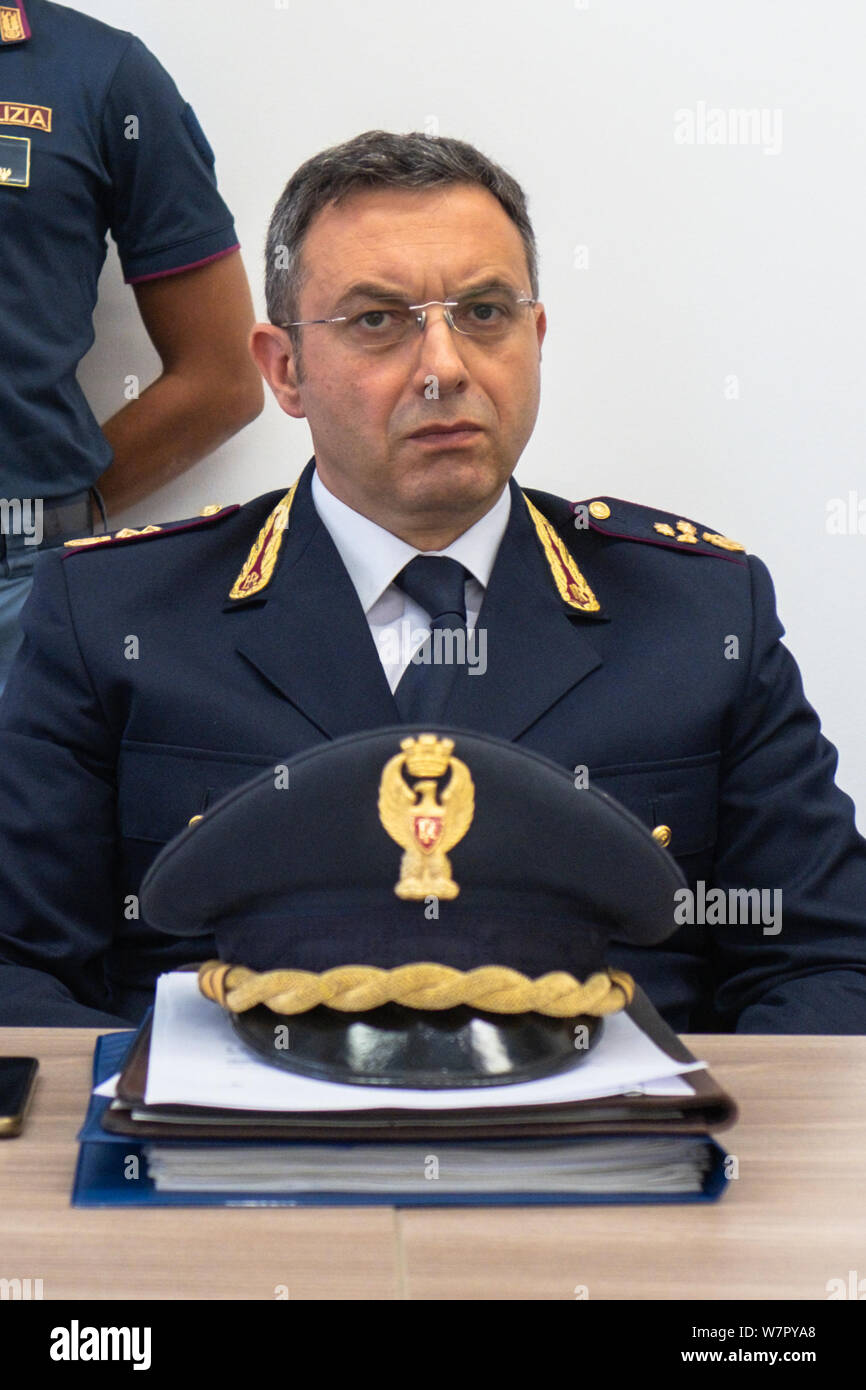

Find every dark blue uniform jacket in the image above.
[1,460,865,1031]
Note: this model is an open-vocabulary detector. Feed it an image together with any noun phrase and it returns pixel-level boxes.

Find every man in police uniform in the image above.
[0,0,263,690]
[1,129,865,1032]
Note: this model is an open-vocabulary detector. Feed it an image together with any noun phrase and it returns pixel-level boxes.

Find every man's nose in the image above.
[411,308,469,394]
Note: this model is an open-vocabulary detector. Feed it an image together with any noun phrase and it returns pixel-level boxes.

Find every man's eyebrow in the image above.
[332,282,408,312]
[450,277,524,299]
[331,276,523,313]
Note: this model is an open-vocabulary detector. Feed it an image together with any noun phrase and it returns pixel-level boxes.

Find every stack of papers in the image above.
[75,973,737,1207]
[146,1137,715,1196]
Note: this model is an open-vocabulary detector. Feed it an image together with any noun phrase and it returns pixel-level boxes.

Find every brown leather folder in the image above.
[102,986,737,1142]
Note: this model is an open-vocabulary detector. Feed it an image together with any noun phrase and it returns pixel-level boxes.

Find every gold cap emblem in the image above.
[378,735,475,900]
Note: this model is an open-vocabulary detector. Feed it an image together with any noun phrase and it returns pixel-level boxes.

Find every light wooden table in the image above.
[1,1029,864,1300]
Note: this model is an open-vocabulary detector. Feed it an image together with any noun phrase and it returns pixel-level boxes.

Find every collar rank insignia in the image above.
[0,8,27,44]
[228,480,298,601]
[378,735,475,901]
[522,493,600,612]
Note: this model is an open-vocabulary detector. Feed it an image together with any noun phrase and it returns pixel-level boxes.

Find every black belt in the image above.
[0,488,106,559]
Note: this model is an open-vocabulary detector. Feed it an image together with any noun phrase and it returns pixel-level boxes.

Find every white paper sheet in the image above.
[140,972,705,1112]
[93,1072,120,1098]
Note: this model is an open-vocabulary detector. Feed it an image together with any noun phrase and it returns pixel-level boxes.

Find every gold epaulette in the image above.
[63,505,238,554]
[575,497,746,556]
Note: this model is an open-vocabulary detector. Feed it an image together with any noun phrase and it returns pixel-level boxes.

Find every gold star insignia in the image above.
[702,531,745,552]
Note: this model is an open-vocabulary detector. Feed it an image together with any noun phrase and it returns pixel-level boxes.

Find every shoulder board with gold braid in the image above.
[574,497,747,562]
[62,504,239,556]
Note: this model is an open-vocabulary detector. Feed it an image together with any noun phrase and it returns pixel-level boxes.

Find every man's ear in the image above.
[249,324,306,418]
[535,302,547,360]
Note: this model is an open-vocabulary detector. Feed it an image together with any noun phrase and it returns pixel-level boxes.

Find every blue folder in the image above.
[73,1032,731,1208]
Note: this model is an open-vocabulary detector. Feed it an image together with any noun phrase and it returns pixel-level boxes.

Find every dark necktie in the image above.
[393,555,468,721]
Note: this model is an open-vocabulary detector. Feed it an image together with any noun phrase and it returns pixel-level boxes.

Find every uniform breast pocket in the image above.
[591,751,720,872]
[117,741,276,847]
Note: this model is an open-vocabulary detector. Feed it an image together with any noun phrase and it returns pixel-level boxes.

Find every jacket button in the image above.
[652,823,672,848]
[188,814,204,827]
[589,500,611,520]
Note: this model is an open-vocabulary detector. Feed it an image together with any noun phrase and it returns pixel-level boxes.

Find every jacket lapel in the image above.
[231,464,398,737]
[443,479,606,740]
[231,463,606,743]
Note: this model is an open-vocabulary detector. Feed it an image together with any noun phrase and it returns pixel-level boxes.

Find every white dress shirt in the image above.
[311,468,512,692]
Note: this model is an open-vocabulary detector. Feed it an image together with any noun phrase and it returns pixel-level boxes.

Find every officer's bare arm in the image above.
[94,251,265,518]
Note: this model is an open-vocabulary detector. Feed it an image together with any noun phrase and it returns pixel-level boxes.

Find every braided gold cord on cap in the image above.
[198,960,634,1018]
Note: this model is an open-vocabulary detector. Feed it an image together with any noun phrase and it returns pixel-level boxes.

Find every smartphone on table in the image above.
[0,1058,39,1137]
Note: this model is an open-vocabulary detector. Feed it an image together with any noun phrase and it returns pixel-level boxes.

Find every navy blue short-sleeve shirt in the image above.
[0,0,240,498]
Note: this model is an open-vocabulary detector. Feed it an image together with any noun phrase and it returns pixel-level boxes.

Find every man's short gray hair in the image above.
[265,130,539,375]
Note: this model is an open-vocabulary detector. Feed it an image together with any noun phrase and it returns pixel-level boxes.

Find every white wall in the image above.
[77,0,866,817]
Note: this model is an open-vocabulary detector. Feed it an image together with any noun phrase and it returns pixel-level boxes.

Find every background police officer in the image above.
[0,0,263,691]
